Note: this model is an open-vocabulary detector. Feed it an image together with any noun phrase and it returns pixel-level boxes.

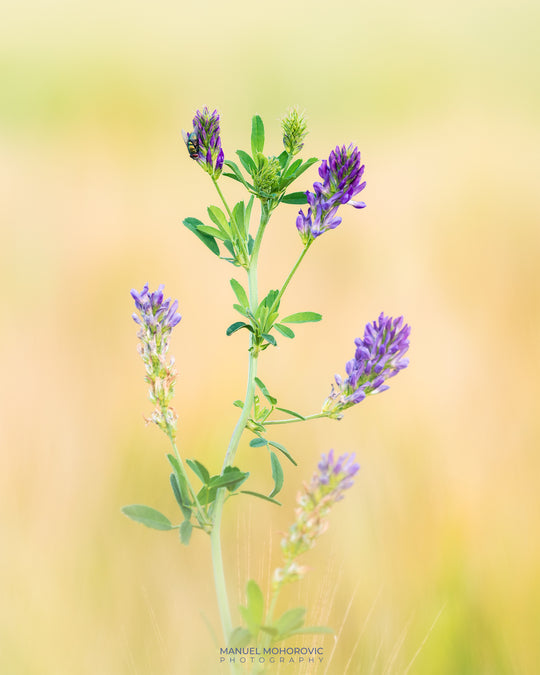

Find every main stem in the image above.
[210,205,270,656]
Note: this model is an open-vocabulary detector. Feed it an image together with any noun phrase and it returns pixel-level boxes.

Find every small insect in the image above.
[181,129,199,159]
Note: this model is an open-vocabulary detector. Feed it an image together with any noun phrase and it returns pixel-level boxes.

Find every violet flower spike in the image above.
[273,449,360,588]
[323,313,410,419]
[131,284,182,436]
[296,143,366,244]
[183,106,224,179]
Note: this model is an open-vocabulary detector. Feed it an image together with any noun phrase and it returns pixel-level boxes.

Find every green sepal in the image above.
[255,377,277,405]
[268,440,297,466]
[179,520,193,545]
[269,451,284,498]
[236,150,257,176]
[230,278,249,308]
[239,490,281,506]
[228,627,252,649]
[182,217,220,256]
[251,115,265,157]
[186,458,211,484]
[226,321,254,336]
[249,437,268,448]
[275,406,305,420]
[280,191,309,205]
[274,323,295,338]
[121,504,174,531]
[281,311,322,324]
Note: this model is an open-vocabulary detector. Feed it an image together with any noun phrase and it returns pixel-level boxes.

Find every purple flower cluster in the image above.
[296,144,366,243]
[183,107,224,179]
[324,313,410,419]
[273,450,359,588]
[131,284,182,435]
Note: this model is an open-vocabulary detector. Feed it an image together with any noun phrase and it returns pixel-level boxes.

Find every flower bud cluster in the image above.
[296,144,366,243]
[273,450,359,589]
[281,109,308,156]
[323,313,410,419]
[183,107,224,179]
[253,156,282,198]
[131,284,182,436]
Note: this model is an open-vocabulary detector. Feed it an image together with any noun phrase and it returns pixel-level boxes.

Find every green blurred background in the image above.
[2,0,540,673]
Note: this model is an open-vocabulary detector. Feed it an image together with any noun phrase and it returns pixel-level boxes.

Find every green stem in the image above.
[274,239,312,308]
[165,424,211,529]
[265,412,328,426]
[210,205,271,661]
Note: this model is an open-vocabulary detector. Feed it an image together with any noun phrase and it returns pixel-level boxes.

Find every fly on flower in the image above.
[182,129,199,159]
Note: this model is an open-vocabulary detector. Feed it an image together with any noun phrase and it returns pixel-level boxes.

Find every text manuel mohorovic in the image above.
[219,646,324,665]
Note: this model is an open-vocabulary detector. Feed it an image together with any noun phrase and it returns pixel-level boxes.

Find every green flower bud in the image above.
[281,108,308,156]
[253,155,282,198]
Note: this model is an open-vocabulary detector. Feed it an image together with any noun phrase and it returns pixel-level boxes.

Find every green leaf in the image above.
[262,333,277,346]
[245,195,254,230]
[269,452,284,498]
[280,191,309,205]
[228,626,252,649]
[196,224,228,240]
[186,459,210,484]
[223,160,253,190]
[254,377,277,405]
[208,467,249,491]
[275,406,306,420]
[294,156,319,177]
[281,158,302,183]
[239,490,281,506]
[121,505,173,531]
[277,150,289,168]
[236,150,257,176]
[233,399,244,408]
[226,321,253,336]
[230,278,249,308]
[249,437,268,448]
[251,115,265,157]
[182,217,220,256]
[170,473,192,520]
[179,520,193,545]
[281,311,322,324]
[167,454,192,509]
[232,201,246,238]
[274,323,295,339]
[275,608,306,636]
[196,485,218,506]
[246,580,264,626]
[207,205,230,234]
[268,441,297,466]
[286,625,334,636]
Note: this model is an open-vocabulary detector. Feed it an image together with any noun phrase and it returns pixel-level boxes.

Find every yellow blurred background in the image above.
[2,0,540,673]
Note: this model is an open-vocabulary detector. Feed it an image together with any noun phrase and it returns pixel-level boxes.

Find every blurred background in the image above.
[1,0,540,673]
